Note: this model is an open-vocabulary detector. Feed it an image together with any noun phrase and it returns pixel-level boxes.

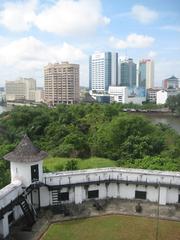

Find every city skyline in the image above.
[0,0,179,87]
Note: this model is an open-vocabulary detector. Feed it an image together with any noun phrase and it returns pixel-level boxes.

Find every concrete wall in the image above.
[11,161,43,186]
[42,168,180,206]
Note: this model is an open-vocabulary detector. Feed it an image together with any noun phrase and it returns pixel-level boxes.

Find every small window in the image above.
[88,190,99,199]
[135,190,147,200]
[178,194,180,203]
[58,192,69,201]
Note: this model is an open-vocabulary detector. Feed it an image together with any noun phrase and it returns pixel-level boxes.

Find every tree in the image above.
[166,94,180,115]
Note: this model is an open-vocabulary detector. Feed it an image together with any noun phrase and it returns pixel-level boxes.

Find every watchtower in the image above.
[3,135,48,187]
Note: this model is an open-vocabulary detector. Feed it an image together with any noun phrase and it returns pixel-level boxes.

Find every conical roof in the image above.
[3,135,48,163]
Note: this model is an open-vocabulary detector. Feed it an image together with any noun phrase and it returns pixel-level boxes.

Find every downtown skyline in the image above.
[0,0,179,87]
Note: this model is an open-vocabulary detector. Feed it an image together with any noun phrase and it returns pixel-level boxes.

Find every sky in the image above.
[0,0,179,87]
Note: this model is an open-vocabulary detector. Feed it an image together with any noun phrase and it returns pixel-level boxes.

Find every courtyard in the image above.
[42,214,180,240]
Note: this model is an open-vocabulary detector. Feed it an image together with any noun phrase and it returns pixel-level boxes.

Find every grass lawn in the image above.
[43,157,117,172]
[42,215,180,240]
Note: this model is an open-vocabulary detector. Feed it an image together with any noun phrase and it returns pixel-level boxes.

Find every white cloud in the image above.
[0,36,87,86]
[0,0,110,35]
[148,51,157,58]
[35,0,110,36]
[131,5,158,24]
[161,25,180,32]
[110,34,155,49]
[0,0,37,31]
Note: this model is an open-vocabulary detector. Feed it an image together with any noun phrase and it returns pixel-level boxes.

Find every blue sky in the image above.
[0,0,179,87]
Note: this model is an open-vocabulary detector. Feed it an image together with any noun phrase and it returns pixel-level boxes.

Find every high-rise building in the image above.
[5,78,36,101]
[89,52,118,93]
[44,62,79,105]
[120,58,136,87]
[138,59,154,89]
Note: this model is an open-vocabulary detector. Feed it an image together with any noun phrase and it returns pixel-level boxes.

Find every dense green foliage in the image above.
[166,93,180,115]
[0,103,180,188]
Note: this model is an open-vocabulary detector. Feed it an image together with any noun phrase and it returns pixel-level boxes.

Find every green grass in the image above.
[42,215,180,240]
[43,157,117,172]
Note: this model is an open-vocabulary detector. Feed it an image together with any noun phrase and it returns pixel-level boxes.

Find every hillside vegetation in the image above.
[0,103,180,187]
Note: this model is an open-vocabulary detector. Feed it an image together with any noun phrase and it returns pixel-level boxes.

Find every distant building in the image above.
[35,88,44,103]
[138,59,154,89]
[156,90,168,104]
[108,86,128,103]
[96,95,110,103]
[89,52,118,93]
[120,58,136,88]
[5,78,36,102]
[44,62,80,105]
[147,88,162,103]
[0,90,6,103]
[162,76,179,89]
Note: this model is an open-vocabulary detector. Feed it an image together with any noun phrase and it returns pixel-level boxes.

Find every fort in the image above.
[0,135,180,239]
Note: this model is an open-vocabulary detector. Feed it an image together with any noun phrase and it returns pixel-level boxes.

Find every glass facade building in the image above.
[89,52,118,92]
[120,58,136,88]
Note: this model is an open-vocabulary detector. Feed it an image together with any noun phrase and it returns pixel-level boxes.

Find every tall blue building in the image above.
[89,52,118,93]
[120,58,136,88]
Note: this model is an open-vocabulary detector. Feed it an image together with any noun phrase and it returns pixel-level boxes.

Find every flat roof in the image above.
[43,167,180,179]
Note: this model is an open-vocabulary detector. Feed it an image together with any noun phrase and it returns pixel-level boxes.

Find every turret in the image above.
[3,135,48,187]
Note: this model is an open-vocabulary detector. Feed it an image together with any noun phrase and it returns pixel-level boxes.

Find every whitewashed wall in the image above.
[42,168,180,206]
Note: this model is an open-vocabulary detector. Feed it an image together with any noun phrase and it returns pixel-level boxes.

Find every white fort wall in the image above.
[41,167,180,206]
[0,167,180,238]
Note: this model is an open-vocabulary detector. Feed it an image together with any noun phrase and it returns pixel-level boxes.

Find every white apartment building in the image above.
[5,78,36,102]
[44,62,79,105]
[89,52,118,93]
[108,86,128,103]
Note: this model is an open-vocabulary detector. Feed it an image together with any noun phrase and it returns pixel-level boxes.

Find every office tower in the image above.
[138,59,154,89]
[5,78,36,101]
[44,62,79,105]
[120,58,136,87]
[89,52,118,93]
[162,76,179,89]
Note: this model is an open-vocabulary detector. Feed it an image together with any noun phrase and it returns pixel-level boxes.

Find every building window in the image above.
[178,194,180,203]
[88,190,99,199]
[58,192,69,201]
[135,190,147,200]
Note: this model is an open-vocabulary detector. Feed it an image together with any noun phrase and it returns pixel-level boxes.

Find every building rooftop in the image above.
[3,135,48,163]
[166,76,178,81]
[43,167,180,179]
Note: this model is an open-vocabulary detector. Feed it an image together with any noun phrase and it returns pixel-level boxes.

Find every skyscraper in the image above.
[138,59,154,89]
[89,52,118,93]
[44,62,79,105]
[120,58,136,87]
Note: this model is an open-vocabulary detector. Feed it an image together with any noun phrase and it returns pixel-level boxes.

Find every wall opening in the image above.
[8,212,14,225]
[31,164,39,182]
[135,190,147,200]
[88,190,99,199]
[58,192,69,201]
